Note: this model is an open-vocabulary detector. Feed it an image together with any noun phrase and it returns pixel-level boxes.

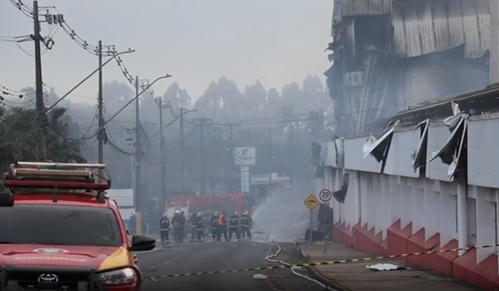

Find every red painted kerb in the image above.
[330,220,499,290]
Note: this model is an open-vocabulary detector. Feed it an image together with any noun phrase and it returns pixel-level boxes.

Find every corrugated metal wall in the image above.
[342,0,392,16]
[392,0,490,58]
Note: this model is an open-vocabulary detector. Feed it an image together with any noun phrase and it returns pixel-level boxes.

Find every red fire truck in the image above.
[166,193,251,215]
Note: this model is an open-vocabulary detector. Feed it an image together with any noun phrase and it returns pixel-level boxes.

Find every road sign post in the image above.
[304,194,319,243]
[322,202,327,253]
[318,189,332,253]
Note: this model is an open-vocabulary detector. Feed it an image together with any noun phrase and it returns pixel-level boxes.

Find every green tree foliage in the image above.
[0,107,84,171]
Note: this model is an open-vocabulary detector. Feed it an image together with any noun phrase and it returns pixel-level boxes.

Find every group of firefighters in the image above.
[159,210,252,244]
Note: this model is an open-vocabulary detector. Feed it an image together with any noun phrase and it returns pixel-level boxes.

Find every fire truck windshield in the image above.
[0,205,123,247]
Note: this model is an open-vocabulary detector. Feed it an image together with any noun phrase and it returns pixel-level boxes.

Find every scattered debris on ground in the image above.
[366,263,408,271]
[253,274,268,279]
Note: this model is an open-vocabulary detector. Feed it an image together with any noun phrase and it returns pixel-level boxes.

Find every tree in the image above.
[0,107,85,171]
[194,77,243,122]
[163,82,191,110]
[241,80,267,120]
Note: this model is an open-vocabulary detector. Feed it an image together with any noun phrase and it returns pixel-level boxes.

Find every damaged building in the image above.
[325,0,491,136]
[314,0,499,289]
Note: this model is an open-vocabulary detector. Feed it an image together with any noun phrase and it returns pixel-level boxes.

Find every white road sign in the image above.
[106,189,134,207]
[240,165,251,193]
[319,189,332,202]
[234,147,256,166]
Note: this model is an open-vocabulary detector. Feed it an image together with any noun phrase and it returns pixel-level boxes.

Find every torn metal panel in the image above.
[325,142,337,167]
[392,0,490,58]
[428,102,469,180]
[411,119,430,172]
[363,120,400,168]
[311,142,323,166]
[335,138,345,169]
[319,142,327,166]
[342,0,392,17]
[333,172,350,204]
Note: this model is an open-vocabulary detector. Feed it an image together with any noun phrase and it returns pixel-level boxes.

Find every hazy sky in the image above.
[1,0,333,104]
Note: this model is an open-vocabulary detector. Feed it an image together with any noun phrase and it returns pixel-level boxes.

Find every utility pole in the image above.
[267,128,272,185]
[200,120,205,195]
[228,124,234,193]
[158,97,166,205]
[97,40,104,176]
[288,125,294,186]
[33,0,46,160]
[134,76,142,234]
[193,118,212,195]
[179,108,185,192]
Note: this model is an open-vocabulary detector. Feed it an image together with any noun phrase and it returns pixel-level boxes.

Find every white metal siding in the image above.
[467,117,499,188]
[384,129,420,178]
[426,125,455,181]
[344,137,382,172]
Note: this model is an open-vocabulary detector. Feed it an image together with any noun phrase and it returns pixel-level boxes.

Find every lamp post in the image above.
[47,49,136,112]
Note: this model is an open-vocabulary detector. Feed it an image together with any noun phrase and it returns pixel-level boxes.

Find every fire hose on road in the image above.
[264,242,338,291]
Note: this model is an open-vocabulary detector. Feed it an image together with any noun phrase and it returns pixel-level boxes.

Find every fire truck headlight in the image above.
[97,267,137,285]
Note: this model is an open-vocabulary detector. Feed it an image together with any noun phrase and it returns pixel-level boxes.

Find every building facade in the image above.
[315,89,499,289]
[320,0,499,289]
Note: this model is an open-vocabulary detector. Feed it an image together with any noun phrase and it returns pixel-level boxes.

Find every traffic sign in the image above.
[304,194,319,211]
[319,189,332,202]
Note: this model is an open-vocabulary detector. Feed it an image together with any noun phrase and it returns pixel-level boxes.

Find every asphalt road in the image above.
[135,241,326,291]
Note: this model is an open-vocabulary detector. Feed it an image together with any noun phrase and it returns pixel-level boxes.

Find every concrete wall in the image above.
[317,114,499,289]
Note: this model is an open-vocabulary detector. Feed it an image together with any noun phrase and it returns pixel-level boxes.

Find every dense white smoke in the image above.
[252,185,315,242]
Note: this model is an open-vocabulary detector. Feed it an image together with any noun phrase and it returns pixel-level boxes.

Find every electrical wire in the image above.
[106,128,135,156]
[50,7,139,87]
[80,107,98,140]
[9,0,33,17]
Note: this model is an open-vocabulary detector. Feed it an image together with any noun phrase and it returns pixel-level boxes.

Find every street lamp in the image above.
[47,49,136,111]
[103,74,172,125]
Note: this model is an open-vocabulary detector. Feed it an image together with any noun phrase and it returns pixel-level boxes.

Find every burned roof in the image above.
[341,0,392,17]
[390,83,499,127]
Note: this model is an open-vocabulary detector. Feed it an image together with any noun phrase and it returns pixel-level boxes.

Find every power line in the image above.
[29,4,141,89]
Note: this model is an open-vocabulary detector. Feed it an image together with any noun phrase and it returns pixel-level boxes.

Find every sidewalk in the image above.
[299,242,483,291]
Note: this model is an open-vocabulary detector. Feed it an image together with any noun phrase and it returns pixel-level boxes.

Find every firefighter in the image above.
[229,211,241,241]
[196,212,204,242]
[210,212,219,242]
[189,212,198,242]
[240,210,252,240]
[217,211,228,242]
[178,211,186,242]
[171,210,180,242]
[160,214,170,245]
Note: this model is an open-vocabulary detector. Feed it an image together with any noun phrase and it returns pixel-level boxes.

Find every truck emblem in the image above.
[33,248,68,254]
[38,273,58,283]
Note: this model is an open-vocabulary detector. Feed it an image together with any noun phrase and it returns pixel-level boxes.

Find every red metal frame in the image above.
[3,161,111,191]
[3,179,111,190]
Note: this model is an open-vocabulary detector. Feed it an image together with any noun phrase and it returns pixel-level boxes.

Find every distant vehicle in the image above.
[0,161,156,291]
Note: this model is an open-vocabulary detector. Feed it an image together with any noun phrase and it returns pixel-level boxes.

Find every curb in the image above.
[294,243,350,291]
